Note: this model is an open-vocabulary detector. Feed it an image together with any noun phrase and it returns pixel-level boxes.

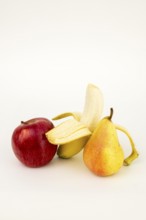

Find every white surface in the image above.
[0,0,146,219]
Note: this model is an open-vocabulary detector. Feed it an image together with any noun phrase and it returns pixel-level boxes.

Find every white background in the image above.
[0,0,146,219]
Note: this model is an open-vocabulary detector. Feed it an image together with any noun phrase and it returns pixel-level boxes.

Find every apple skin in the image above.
[11,118,57,167]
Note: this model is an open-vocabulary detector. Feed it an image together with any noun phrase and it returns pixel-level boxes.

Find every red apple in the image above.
[11,118,57,167]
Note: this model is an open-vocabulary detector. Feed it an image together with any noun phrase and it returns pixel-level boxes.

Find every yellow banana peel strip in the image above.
[52,112,81,121]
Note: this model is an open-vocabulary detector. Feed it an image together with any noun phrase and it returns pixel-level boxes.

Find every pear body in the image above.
[83,117,124,176]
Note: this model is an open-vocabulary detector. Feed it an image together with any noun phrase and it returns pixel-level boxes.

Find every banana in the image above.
[45,84,104,158]
[47,118,91,145]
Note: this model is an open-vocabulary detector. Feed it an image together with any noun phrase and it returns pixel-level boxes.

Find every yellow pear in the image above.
[83,108,138,177]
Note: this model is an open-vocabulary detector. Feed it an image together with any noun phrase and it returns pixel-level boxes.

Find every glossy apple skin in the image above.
[11,118,57,167]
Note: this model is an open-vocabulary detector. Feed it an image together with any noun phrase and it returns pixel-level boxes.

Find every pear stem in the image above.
[115,124,139,166]
[109,108,113,120]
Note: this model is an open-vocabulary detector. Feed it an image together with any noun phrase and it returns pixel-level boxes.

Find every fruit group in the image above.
[83,109,139,176]
[11,83,139,177]
[12,118,57,167]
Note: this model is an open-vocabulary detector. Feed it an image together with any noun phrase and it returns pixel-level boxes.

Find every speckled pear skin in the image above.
[83,114,124,176]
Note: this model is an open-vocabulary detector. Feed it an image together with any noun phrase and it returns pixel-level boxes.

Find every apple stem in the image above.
[115,124,139,166]
[21,121,27,125]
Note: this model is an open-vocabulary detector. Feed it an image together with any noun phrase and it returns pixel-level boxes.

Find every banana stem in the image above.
[115,125,139,166]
